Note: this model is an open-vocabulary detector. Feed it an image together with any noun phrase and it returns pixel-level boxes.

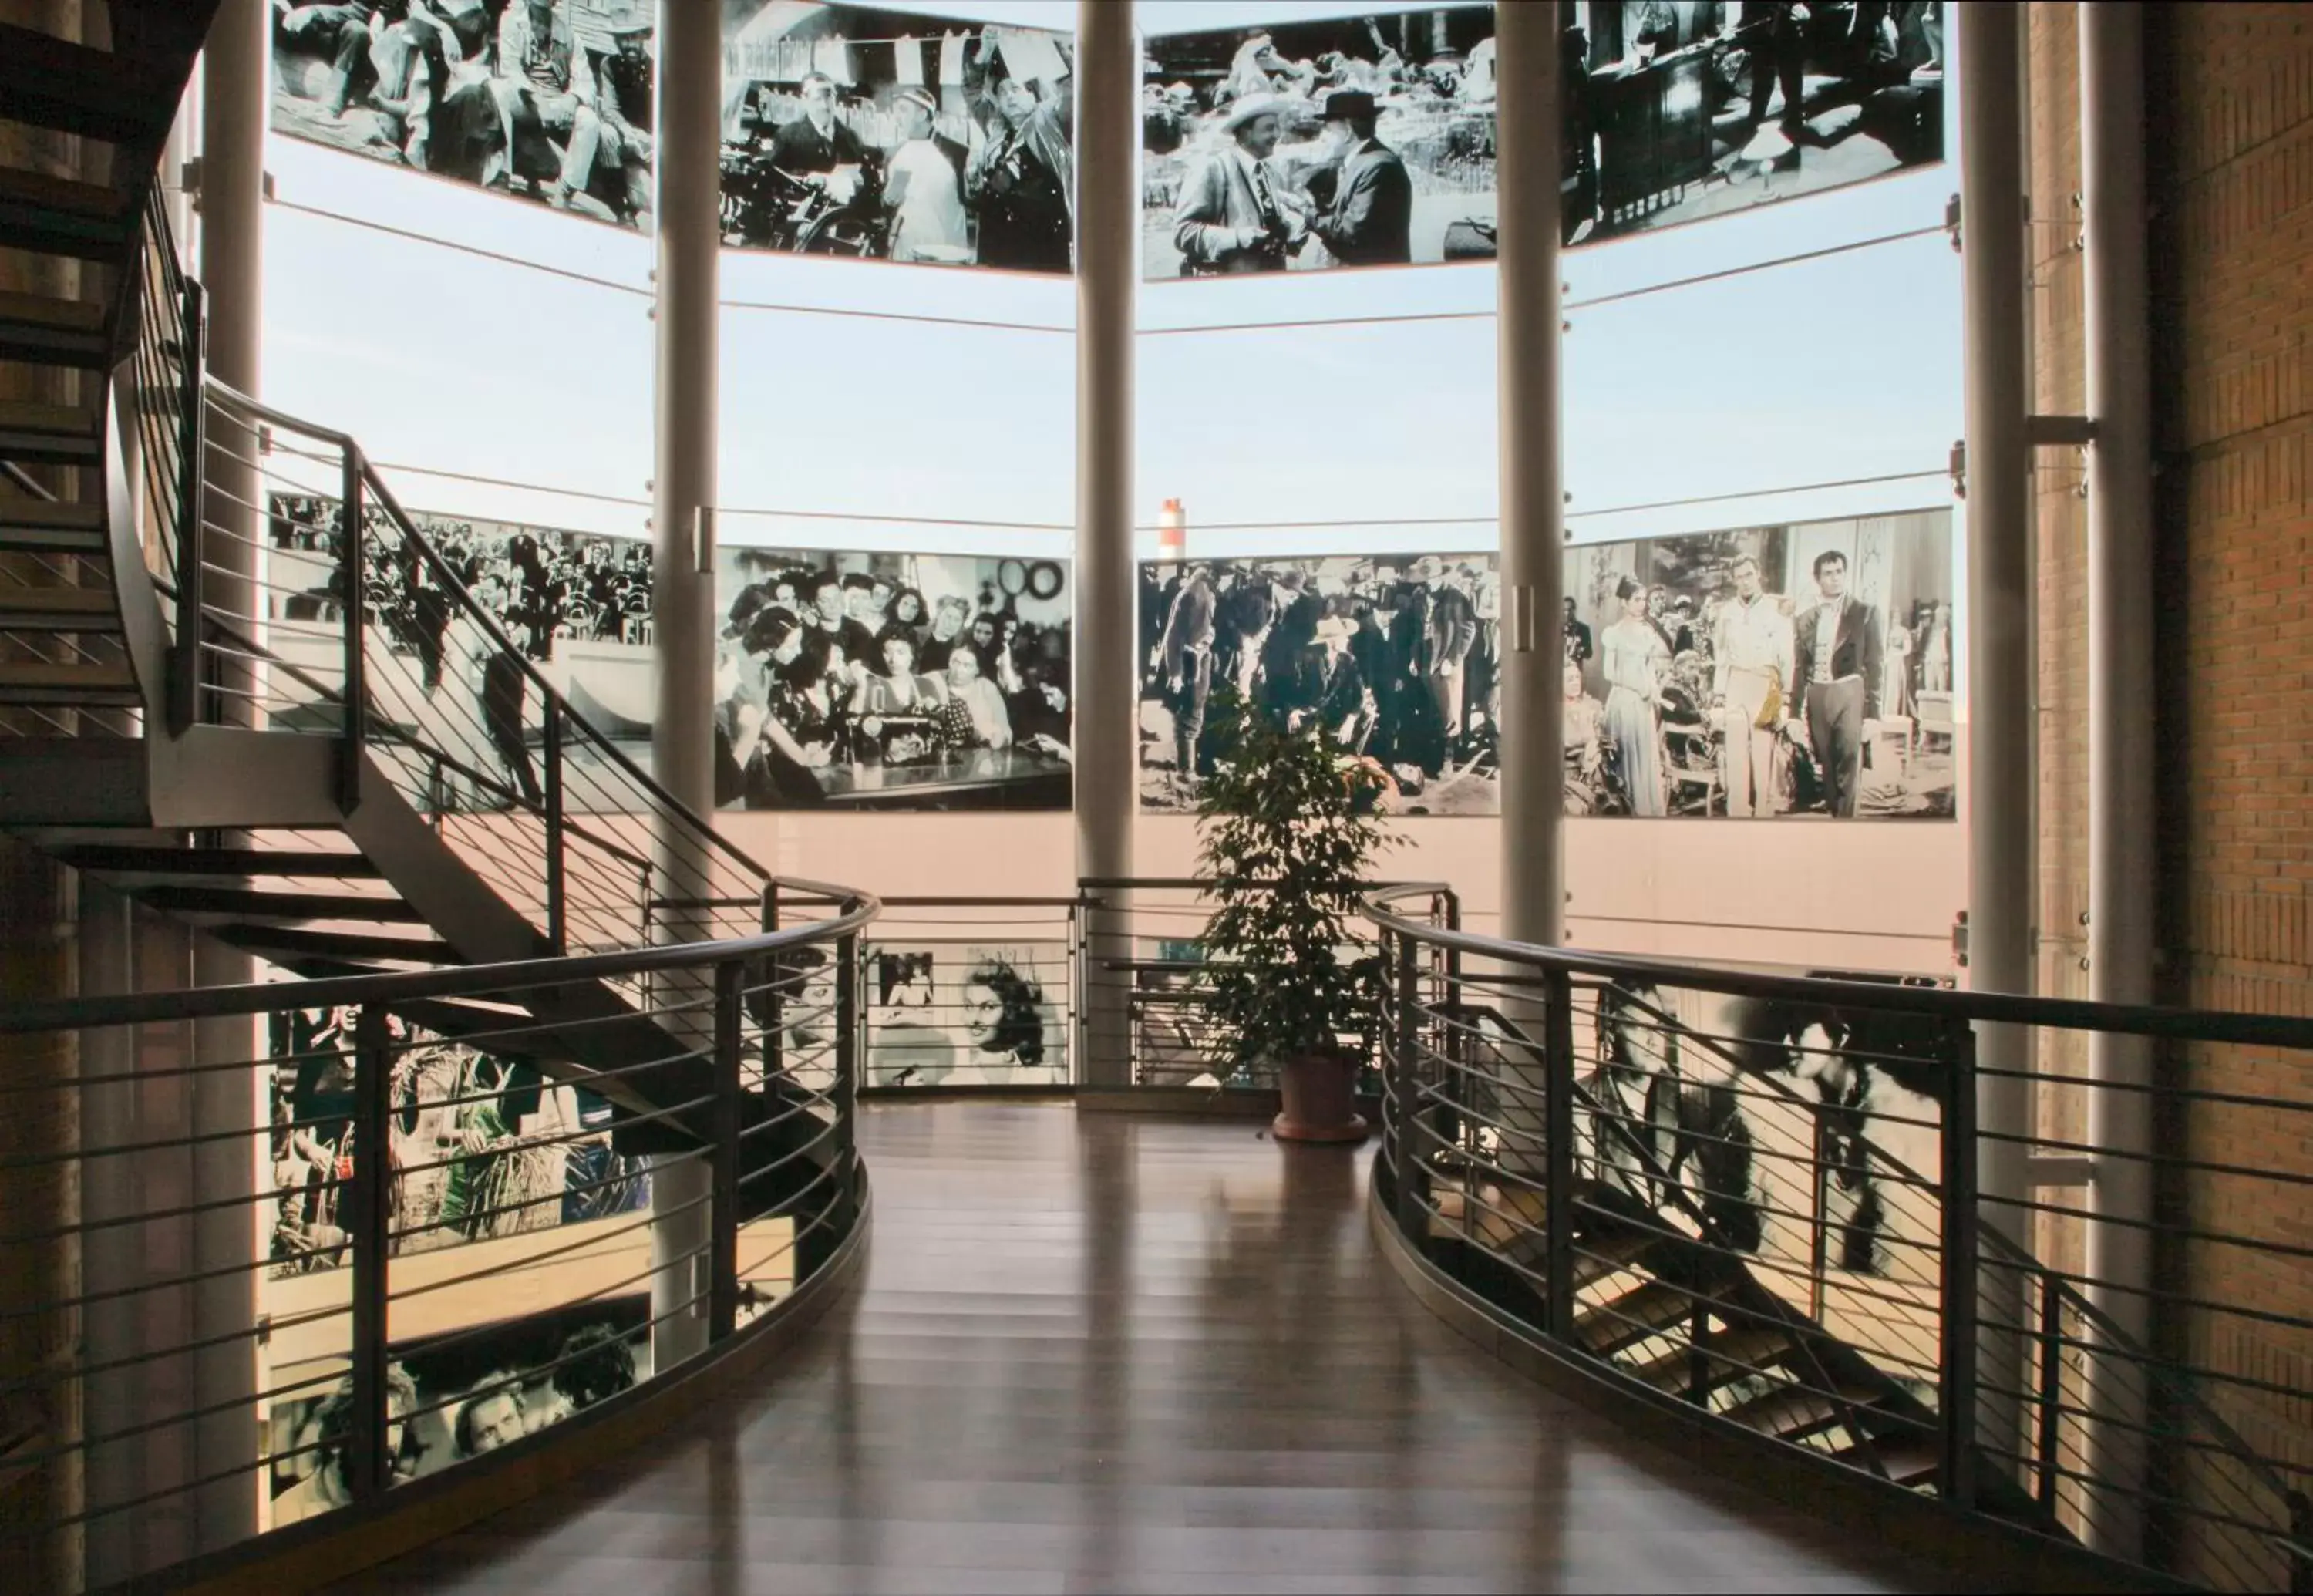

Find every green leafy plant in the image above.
[1193,689,1399,1077]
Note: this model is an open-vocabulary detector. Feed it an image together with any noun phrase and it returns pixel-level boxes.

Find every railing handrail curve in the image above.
[0,884,880,1036]
[1362,881,2313,1053]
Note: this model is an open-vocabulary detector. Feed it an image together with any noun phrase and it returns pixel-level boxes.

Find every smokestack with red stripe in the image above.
[1157,498,1187,563]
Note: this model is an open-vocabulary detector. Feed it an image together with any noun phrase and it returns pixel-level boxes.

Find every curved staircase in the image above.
[0,3,844,1262]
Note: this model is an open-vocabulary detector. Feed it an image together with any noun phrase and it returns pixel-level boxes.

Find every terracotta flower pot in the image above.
[1271,1052,1368,1144]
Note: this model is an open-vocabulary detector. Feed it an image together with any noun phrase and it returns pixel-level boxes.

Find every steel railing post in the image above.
[1391,929,1425,1244]
[338,453,367,812]
[2037,1268,2064,1511]
[1543,968,1578,1343]
[168,281,207,736]
[835,928,860,1221]
[544,701,567,955]
[760,882,783,1083]
[346,1005,394,1502]
[1940,1017,1981,1509]
[709,960,742,1340]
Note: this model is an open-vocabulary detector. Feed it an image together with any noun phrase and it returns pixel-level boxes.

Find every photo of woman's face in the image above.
[963,981,1003,1047]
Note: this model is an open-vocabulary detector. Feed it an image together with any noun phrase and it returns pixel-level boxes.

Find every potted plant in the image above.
[1193,690,1398,1143]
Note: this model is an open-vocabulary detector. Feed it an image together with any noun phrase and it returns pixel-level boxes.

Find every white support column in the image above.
[193,0,267,1559]
[1957,0,2033,1478]
[1075,0,1136,1087]
[2079,0,2157,1559]
[1495,0,1564,955]
[647,0,723,1373]
[1492,1,1563,1189]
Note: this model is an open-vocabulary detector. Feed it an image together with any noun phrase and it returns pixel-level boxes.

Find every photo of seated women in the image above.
[715,547,1072,811]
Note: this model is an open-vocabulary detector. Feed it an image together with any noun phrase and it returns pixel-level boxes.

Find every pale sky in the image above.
[258,0,1964,618]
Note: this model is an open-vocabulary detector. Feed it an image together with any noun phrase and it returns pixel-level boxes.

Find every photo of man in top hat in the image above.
[1172,93,1305,275]
[1306,88,1412,267]
[1786,547,1884,818]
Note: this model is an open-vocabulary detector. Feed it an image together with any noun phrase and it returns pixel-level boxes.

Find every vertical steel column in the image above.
[544,702,567,954]
[1075,0,1136,1087]
[1391,931,1425,1241]
[191,1,268,1557]
[1939,1019,1982,1510]
[709,961,743,1341]
[647,0,725,1376]
[346,1005,396,1503]
[338,452,366,810]
[2079,2,2157,1559]
[1541,969,1577,1343]
[1957,0,2033,1480]
[1494,3,1564,1200]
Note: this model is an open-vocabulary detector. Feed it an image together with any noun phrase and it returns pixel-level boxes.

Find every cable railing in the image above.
[0,894,877,1592]
[1360,882,2313,1594]
[177,375,781,967]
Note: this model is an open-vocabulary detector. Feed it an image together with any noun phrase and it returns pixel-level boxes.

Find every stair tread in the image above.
[1627,1323,1799,1393]
[0,658,134,687]
[214,924,466,966]
[0,499,103,530]
[1574,1280,1701,1355]
[51,843,386,880]
[0,288,107,332]
[1721,1384,1870,1440]
[0,401,99,435]
[139,884,427,924]
[0,585,115,614]
[1829,1433,1942,1484]
[0,165,130,221]
[0,22,190,144]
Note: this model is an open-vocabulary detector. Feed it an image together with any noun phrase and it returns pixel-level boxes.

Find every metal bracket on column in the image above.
[1946,192,1962,252]
[692,507,717,575]
[2028,414,2098,448]
[1949,439,1966,500]
[2026,1156,2097,1189]
[1506,584,1539,654]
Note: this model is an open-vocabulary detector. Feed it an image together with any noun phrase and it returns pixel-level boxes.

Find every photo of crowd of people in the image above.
[1139,553,1503,816]
[1563,510,1954,819]
[268,496,656,809]
[720,2,1074,271]
[864,943,1069,1087]
[266,1005,650,1281]
[271,0,661,228]
[268,1298,648,1524]
[1142,2,1944,278]
[715,545,1074,811]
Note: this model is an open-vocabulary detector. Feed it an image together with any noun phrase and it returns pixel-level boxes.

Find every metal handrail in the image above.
[0,881,880,1035]
[1362,882,2313,1592]
[1362,881,2313,1052]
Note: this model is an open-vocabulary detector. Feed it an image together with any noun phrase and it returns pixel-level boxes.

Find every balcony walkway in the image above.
[333,1101,1934,1595]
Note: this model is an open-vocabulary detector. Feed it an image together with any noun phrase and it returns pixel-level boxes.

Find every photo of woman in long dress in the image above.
[1602,577,1670,817]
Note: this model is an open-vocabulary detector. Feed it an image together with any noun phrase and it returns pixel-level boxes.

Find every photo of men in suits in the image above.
[1139,554,1501,816]
[1307,89,1412,267]
[1141,9,1497,277]
[1172,94,1301,275]
[1560,510,1953,820]
[1787,548,1884,819]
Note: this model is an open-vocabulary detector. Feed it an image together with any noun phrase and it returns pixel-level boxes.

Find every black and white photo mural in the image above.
[864,941,1070,1086]
[1140,1,1947,279]
[1563,509,1954,820]
[271,0,661,229]
[715,546,1074,811]
[719,2,1074,271]
[261,1005,655,1527]
[1137,508,1952,820]
[1137,553,1504,817]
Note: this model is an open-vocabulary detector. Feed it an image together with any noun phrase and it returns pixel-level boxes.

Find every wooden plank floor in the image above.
[331,1102,1940,1594]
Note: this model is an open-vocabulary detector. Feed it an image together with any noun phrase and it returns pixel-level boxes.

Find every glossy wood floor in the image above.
[332,1103,1940,1594]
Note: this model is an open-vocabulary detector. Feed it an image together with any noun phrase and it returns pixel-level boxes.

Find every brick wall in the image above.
[2032,4,2313,1584]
